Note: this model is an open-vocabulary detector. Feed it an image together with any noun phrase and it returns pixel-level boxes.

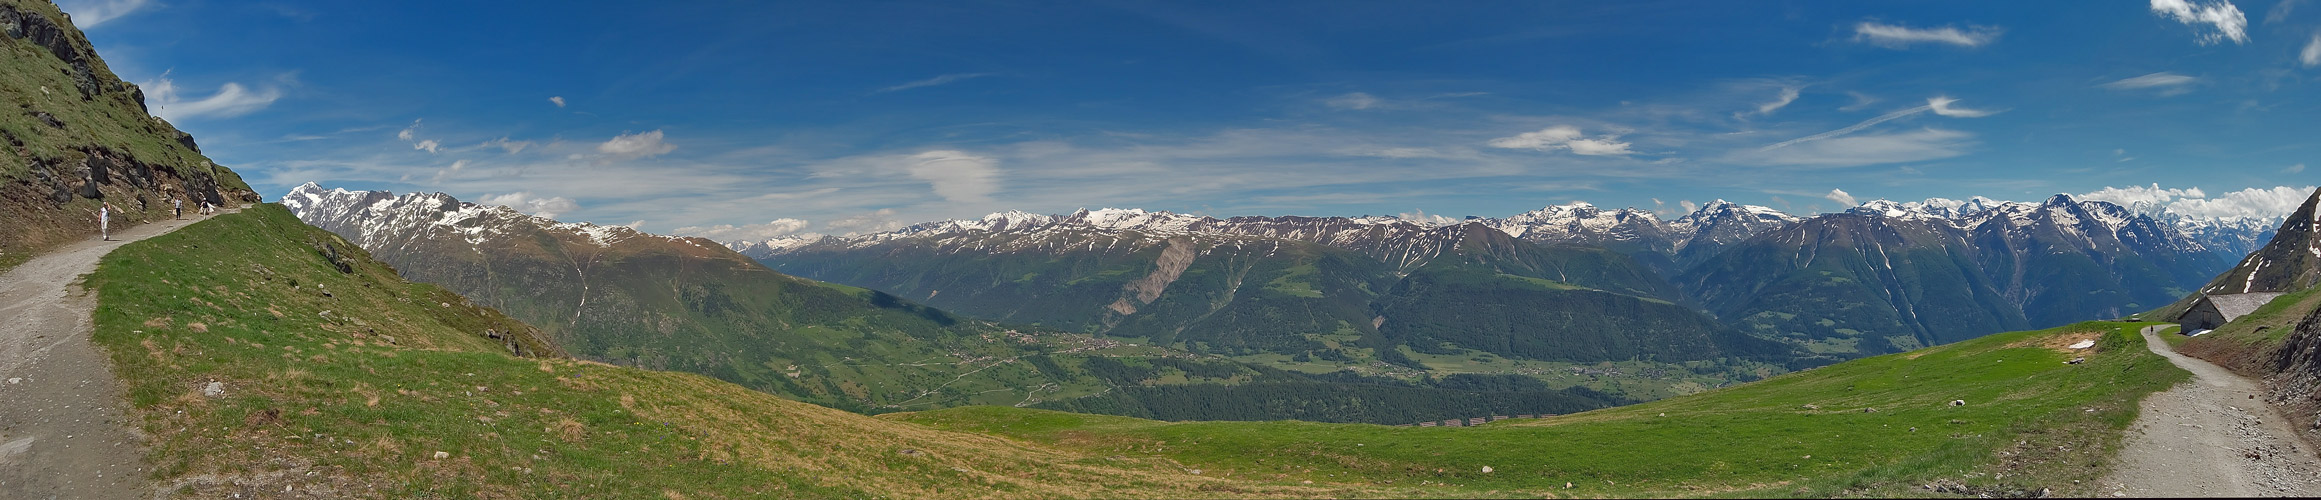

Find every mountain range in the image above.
[281,183,1635,420]
[735,193,2256,364]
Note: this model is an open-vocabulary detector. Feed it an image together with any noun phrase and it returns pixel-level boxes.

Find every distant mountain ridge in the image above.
[282,182,1155,412]
[737,192,2238,363]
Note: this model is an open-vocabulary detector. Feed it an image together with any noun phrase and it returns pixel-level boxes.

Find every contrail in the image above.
[1760,104,1932,151]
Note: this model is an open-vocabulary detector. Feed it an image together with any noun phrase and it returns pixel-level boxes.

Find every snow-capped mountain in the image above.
[283,182,682,253]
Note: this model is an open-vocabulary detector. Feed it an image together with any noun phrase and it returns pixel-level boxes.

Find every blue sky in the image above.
[62,0,2321,241]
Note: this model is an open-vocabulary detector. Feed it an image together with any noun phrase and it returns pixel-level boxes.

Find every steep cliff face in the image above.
[0,0,256,266]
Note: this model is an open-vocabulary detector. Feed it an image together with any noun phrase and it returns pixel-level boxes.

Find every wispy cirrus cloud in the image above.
[2100,72,2199,95]
[144,72,285,122]
[56,0,152,28]
[874,73,993,94]
[2150,0,2250,45]
[1851,21,2002,48]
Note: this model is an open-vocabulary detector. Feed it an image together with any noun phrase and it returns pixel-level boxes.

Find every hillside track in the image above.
[0,205,241,499]
[2099,325,2321,497]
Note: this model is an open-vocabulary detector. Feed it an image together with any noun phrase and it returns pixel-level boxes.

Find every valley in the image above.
[6,0,2321,497]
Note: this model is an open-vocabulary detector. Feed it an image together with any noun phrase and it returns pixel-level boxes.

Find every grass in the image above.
[901,321,2188,497]
[86,206,2196,497]
[86,205,1387,498]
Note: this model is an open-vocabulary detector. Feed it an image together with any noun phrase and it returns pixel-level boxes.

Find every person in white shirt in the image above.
[100,201,119,241]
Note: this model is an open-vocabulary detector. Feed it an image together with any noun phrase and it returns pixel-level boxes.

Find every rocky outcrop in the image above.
[0,1,256,262]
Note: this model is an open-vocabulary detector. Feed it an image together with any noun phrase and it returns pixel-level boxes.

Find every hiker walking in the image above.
[173,198,183,219]
[100,201,118,241]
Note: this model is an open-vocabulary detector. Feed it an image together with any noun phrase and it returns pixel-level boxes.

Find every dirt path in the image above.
[0,206,238,499]
[2098,325,2321,497]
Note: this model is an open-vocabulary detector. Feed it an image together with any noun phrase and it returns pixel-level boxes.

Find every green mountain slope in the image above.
[93,204,2191,498]
[905,320,2187,497]
[0,0,256,270]
[86,205,1370,498]
[762,220,1786,391]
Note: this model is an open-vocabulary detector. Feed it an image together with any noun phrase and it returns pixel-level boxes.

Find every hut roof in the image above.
[2196,292,2288,323]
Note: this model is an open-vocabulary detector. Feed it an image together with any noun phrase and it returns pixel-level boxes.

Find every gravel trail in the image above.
[0,207,236,499]
[2099,325,2321,497]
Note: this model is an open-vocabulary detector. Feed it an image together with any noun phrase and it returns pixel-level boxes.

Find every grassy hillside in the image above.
[903,321,2187,497]
[90,206,2194,497]
[0,0,255,271]
[89,205,1375,498]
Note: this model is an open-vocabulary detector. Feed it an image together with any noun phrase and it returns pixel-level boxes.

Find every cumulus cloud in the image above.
[598,130,676,159]
[1824,188,1858,206]
[57,0,152,28]
[1395,209,1460,225]
[142,72,282,122]
[1487,126,1635,156]
[2304,34,2321,67]
[1327,92,1381,110]
[1926,96,1998,117]
[549,96,566,107]
[2150,0,2250,45]
[2101,72,2199,95]
[479,192,580,219]
[906,150,1002,203]
[2169,186,2315,218]
[825,209,904,236]
[1851,21,2002,48]
[2077,183,2206,206]
[875,73,992,94]
[395,119,442,153]
[672,218,813,242]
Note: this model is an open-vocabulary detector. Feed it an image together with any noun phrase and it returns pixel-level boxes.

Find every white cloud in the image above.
[597,130,676,159]
[2077,183,2206,206]
[1753,87,1801,116]
[483,137,532,154]
[1737,128,1973,167]
[825,209,904,236]
[2288,163,2307,174]
[396,119,440,153]
[143,73,282,121]
[1851,21,2002,48]
[1395,209,1459,225]
[2150,0,2250,45]
[673,218,813,242]
[1487,126,1635,156]
[430,159,468,182]
[875,73,992,93]
[2303,34,2321,67]
[549,96,567,107]
[1824,188,1858,206]
[1679,200,1699,213]
[2169,186,2314,218]
[2101,72,2199,96]
[1327,92,1381,110]
[906,150,1002,203]
[1760,96,1992,153]
[57,0,152,28]
[479,192,581,219]
[1925,96,1998,117]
